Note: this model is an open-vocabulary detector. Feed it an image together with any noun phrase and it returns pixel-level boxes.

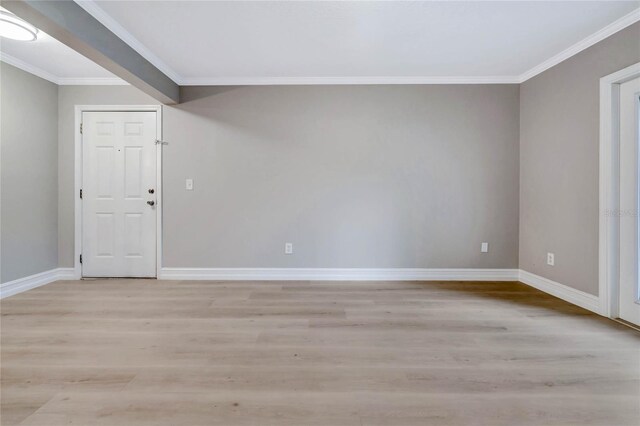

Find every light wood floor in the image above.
[1,279,639,425]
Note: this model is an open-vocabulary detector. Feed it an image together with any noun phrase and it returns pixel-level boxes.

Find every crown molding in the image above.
[180,76,521,86]
[75,0,183,84]
[517,7,640,83]
[57,77,128,85]
[0,52,128,85]
[0,52,58,84]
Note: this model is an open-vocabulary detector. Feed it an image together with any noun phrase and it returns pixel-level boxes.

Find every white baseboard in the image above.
[159,267,520,281]
[518,270,601,315]
[0,268,76,299]
[0,267,602,316]
[161,267,603,315]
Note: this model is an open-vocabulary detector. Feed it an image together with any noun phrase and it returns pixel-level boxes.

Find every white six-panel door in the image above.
[82,111,157,277]
[619,77,640,326]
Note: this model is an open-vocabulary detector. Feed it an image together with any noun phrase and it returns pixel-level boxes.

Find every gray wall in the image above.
[162,85,520,268]
[1,63,58,283]
[23,20,640,288]
[57,86,157,268]
[519,22,640,295]
[57,84,520,269]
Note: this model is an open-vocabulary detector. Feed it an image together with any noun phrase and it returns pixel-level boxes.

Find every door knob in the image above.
[147,200,155,206]
[148,189,155,194]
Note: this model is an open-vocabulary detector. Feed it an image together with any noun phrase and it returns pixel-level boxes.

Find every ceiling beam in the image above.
[3,0,179,104]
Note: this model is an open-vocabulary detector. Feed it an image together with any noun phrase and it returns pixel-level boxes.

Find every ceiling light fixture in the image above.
[0,10,38,41]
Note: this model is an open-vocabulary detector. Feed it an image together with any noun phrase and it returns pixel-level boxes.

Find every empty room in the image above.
[1,1,639,425]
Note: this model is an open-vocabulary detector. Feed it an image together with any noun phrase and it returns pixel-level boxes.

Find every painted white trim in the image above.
[155,107,164,279]
[0,268,76,299]
[518,8,640,83]
[599,62,640,319]
[159,268,520,281]
[0,52,59,84]
[160,267,606,315]
[0,52,127,85]
[0,266,606,316]
[58,78,128,86]
[518,270,601,315]
[180,76,520,86]
[75,0,183,84]
[74,105,163,279]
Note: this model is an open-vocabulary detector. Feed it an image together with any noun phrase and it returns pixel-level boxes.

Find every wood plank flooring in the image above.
[1,279,639,425]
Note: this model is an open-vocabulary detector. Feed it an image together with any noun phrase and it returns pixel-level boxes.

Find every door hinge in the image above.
[80,123,83,134]
[79,254,83,264]
[80,189,83,199]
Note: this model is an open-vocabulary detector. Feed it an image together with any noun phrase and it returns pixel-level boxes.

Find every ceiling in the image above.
[0,30,123,84]
[0,6,121,84]
[1,1,639,85]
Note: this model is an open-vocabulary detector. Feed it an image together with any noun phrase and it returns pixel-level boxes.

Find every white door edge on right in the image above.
[618,76,640,326]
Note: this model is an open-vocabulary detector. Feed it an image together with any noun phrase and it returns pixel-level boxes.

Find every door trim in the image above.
[599,62,640,318]
[74,105,163,279]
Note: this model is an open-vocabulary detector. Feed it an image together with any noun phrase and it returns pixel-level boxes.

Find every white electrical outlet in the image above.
[186,179,194,190]
[285,243,293,255]
[481,242,489,253]
[547,252,555,266]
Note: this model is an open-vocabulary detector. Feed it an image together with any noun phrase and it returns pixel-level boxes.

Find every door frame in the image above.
[599,62,640,318]
[74,105,163,279]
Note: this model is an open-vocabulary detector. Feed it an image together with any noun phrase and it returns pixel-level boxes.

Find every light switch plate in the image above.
[186,179,194,190]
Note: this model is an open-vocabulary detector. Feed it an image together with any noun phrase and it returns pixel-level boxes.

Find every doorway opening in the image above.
[599,63,640,326]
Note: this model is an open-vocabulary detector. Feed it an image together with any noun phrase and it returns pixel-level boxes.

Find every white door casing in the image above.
[618,76,640,325]
[82,111,158,277]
